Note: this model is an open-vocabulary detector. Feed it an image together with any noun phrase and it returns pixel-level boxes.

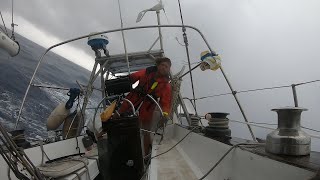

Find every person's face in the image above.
[157,61,171,77]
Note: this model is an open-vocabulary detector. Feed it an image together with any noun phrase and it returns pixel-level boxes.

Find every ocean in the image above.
[0,31,99,139]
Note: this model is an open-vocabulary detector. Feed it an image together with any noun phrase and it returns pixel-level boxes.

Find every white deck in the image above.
[152,139,198,180]
[149,124,315,180]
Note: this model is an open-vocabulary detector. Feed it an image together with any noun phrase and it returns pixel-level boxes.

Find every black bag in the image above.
[100,116,144,180]
[105,76,131,96]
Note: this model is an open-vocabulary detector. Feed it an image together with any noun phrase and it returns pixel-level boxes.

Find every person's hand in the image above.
[158,115,169,129]
[97,130,106,139]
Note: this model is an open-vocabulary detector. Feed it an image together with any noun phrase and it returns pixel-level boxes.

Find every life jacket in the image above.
[130,66,159,110]
[132,66,159,99]
[118,66,172,121]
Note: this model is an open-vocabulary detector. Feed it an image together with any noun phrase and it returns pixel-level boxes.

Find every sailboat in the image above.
[1,0,320,180]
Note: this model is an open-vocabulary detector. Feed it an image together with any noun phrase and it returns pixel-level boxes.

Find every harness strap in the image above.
[149,82,158,92]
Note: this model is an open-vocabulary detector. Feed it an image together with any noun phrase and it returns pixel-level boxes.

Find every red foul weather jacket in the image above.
[119,67,172,123]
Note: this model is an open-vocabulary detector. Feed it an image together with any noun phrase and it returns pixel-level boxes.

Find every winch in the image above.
[266,107,311,156]
[204,112,231,139]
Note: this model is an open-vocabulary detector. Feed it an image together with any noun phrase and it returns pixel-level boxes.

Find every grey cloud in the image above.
[2,0,162,56]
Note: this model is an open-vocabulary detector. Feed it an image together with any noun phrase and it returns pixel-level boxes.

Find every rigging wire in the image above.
[177,0,198,115]
[0,0,17,39]
[296,79,320,86]
[0,26,6,34]
[182,61,199,66]
[245,121,320,133]
[145,123,273,180]
[175,36,186,46]
[11,0,13,28]
[140,124,196,180]
[185,78,320,138]
[302,126,320,133]
[237,84,292,94]
[151,126,197,159]
[199,143,265,180]
[117,0,131,74]
[194,79,320,101]
[0,122,44,179]
[0,11,9,36]
[180,63,201,78]
[160,3,185,47]
[163,6,171,24]
[11,0,16,40]
[196,92,232,100]
[10,0,16,40]
[229,119,320,139]
[247,122,277,126]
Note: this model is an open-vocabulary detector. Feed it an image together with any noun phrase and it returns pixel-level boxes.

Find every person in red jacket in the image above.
[118,57,172,155]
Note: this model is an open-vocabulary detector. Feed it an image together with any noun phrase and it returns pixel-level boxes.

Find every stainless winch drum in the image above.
[266,107,311,156]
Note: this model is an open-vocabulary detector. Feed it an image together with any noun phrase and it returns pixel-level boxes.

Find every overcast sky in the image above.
[2,0,320,147]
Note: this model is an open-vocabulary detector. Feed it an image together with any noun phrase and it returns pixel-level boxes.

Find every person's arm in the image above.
[129,69,146,84]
